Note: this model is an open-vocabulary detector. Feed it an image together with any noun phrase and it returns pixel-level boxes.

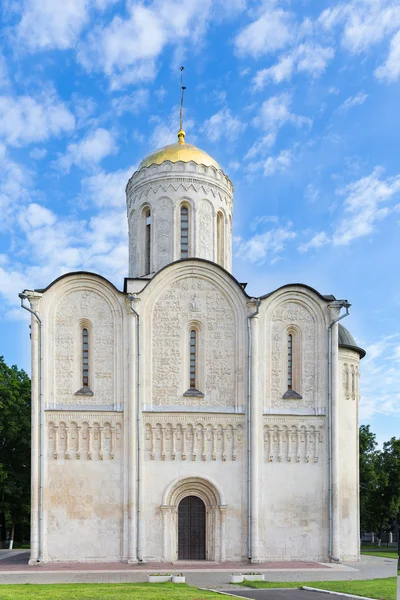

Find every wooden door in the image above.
[178,496,206,560]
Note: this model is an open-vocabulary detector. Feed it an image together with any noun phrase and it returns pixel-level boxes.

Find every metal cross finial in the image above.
[179,66,186,134]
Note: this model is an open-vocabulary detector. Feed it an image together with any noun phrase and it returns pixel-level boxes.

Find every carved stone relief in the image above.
[128,208,137,277]
[156,198,173,271]
[152,276,236,407]
[342,362,359,401]
[270,302,316,409]
[263,418,324,464]
[198,200,213,261]
[54,290,114,405]
[144,414,243,462]
[47,413,122,461]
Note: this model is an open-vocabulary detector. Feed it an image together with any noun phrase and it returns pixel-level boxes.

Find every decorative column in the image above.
[250,313,261,562]
[219,505,227,562]
[331,321,340,559]
[127,300,138,562]
[28,296,40,565]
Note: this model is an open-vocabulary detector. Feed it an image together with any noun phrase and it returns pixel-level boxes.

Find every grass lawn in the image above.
[0,583,223,600]
[239,577,397,600]
[361,550,399,559]
[0,578,397,600]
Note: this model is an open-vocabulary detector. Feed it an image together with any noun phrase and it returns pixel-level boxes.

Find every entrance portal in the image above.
[178,495,206,560]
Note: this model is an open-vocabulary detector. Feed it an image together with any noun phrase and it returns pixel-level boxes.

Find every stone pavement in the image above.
[0,551,396,590]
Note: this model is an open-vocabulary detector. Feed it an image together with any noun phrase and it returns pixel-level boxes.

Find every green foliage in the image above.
[0,356,31,540]
[359,425,400,534]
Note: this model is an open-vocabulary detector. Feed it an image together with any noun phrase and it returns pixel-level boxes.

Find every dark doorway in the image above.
[178,495,206,560]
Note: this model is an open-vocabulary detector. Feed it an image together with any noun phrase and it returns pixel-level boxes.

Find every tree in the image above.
[359,425,400,535]
[0,356,31,547]
[359,424,380,532]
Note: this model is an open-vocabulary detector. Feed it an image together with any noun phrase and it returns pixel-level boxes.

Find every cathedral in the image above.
[21,125,365,564]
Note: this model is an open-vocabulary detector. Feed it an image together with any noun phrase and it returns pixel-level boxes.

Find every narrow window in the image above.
[189,329,197,389]
[180,206,189,258]
[145,209,151,275]
[217,212,224,266]
[82,328,89,387]
[287,333,293,390]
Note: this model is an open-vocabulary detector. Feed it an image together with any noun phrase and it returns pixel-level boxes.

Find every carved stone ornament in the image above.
[270,302,316,410]
[263,417,324,464]
[54,289,114,406]
[144,414,243,462]
[152,276,236,407]
[47,413,122,461]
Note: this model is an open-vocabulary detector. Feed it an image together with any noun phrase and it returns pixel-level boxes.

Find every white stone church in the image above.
[21,127,365,565]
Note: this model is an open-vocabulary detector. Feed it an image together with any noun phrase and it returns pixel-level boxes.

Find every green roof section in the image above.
[338,324,366,359]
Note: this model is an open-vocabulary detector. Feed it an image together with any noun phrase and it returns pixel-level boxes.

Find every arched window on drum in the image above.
[180,205,189,259]
[144,208,151,275]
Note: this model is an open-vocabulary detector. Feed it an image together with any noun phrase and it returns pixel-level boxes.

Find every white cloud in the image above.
[29,147,47,160]
[0,51,11,90]
[333,167,400,245]
[253,44,334,89]
[318,0,400,54]
[17,0,89,50]
[245,133,276,160]
[295,43,334,76]
[56,128,117,172]
[263,149,293,176]
[358,333,400,420]
[0,94,75,146]
[298,231,330,253]
[16,0,117,51]
[111,90,150,116]
[253,93,311,132]
[375,30,400,82]
[0,143,33,227]
[338,92,368,112]
[202,108,246,143]
[20,203,56,230]
[78,0,217,89]
[81,165,137,209]
[234,6,293,58]
[234,220,296,264]
[305,183,320,203]
[253,56,294,88]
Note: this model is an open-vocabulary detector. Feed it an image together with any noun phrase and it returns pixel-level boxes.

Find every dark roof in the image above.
[34,271,123,294]
[338,324,366,359]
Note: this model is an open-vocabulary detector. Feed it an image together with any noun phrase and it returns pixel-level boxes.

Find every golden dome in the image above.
[138,130,220,171]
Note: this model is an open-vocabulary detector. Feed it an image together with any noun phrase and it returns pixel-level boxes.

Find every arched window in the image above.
[180,206,189,258]
[145,208,151,275]
[82,327,89,387]
[217,211,224,266]
[287,333,293,390]
[189,329,197,389]
[283,328,302,399]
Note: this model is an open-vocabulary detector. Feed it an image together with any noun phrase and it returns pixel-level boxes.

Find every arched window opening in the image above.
[180,206,189,258]
[282,328,302,399]
[82,327,89,387]
[145,209,151,275]
[217,212,224,266]
[189,329,197,389]
[287,333,293,390]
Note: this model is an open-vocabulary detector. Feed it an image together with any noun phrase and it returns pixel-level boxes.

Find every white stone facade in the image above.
[24,144,363,564]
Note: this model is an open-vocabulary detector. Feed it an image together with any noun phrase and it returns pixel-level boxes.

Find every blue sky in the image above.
[1,0,399,446]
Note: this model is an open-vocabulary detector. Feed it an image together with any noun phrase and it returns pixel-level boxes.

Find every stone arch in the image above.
[160,476,226,562]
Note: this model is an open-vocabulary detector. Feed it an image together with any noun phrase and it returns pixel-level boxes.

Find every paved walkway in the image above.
[0,551,396,589]
[220,591,359,600]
